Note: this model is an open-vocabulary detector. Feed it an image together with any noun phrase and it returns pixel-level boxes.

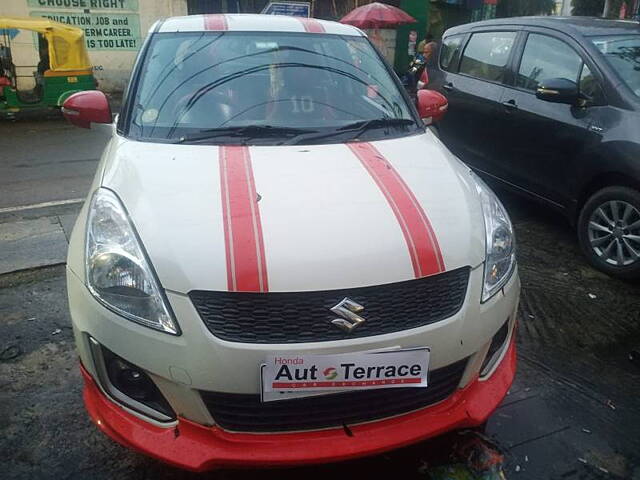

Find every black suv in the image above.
[430,17,640,279]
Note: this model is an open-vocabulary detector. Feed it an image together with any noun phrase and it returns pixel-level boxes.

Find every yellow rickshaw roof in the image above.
[0,16,92,72]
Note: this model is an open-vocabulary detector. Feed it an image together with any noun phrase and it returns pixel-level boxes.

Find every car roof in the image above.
[445,16,640,38]
[156,13,364,36]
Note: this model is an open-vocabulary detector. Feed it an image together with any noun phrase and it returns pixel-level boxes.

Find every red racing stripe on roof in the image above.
[219,146,269,292]
[296,17,326,33]
[347,142,445,278]
[204,14,228,31]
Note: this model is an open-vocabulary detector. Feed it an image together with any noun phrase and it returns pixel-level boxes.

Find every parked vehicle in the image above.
[0,17,96,115]
[429,17,640,279]
[402,55,428,98]
[62,14,519,471]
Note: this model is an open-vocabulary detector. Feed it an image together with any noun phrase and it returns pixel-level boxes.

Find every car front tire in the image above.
[578,186,640,280]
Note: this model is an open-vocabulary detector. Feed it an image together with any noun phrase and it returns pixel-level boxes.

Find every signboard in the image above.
[31,11,140,50]
[0,29,20,40]
[261,1,311,17]
[408,29,417,57]
[261,348,430,402]
[27,0,139,10]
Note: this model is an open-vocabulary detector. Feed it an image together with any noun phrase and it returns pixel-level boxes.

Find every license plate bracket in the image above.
[260,348,430,402]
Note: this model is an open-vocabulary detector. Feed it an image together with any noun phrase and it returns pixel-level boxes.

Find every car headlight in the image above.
[471,173,516,302]
[85,188,179,334]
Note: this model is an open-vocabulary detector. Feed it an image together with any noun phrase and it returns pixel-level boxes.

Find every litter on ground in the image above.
[426,431,506,480]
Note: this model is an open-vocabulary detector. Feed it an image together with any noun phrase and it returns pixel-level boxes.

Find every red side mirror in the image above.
[62,90,112,129]
[417,89,448,125]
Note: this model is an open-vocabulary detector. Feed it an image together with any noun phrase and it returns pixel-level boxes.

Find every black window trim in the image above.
[453,28,521,88]
[504,28,608,106]
[364,35,425,128]
[117,18,164,137]
[438,33,466,73]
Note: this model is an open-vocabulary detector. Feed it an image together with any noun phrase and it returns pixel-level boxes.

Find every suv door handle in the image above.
[442,83,454,91]
[502,99,518,111]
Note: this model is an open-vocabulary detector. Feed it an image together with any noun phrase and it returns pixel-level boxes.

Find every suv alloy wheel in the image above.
[578,186,640,280]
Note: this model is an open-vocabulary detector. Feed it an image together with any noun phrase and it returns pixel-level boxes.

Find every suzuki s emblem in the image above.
[330,298,366,333]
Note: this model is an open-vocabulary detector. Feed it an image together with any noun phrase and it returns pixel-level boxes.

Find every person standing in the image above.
[417,33,438,65]
[0,42,12,78]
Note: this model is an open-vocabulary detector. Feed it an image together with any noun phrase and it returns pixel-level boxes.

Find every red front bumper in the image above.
[81,337,516,472]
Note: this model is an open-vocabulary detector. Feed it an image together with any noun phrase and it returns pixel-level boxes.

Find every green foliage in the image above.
[571,0,625,16]
[571,0,604,15]
[497,0,556,17]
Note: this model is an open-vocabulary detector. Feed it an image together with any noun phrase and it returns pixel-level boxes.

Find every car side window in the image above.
[516,34,582,91]
[579,63,604,102]
[458,31,516,83]
[440,35,463,72]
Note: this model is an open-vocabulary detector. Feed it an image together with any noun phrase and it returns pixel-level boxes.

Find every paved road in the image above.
[0,117,108,210]
[2,193,639,479]
[1,116,639,479]
[0,115,108,274]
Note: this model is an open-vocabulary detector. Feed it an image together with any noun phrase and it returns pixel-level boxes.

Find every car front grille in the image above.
[200,358,468,432]
[189,267,470,344]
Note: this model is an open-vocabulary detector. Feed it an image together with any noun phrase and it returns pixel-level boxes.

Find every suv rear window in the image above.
[440,35,463,72]
[459,31,516,83]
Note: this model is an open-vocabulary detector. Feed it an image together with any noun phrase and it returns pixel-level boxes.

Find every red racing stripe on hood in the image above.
[204,14,228,31]
[219,146,269,292]
[296,17,326,33]
[348,142,445,277]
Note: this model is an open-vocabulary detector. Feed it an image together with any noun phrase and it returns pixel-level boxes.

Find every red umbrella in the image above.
[340,2,417,29]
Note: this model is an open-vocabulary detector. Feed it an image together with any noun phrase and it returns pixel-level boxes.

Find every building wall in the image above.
[2,1,420,90]
[2,28,40,92]
[1,0,188,92]
[394,0,428,73]
[365,28,397,65]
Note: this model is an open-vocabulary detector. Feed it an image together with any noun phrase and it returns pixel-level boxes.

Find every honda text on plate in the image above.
[62,14,520,471]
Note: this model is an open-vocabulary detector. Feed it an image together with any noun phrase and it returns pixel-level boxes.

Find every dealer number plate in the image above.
[261,348,430,402]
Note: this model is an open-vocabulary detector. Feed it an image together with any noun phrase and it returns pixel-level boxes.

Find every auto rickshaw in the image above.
[0,17,96,116]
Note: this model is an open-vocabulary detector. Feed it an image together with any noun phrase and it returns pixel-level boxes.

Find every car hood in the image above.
[101,132,485,294]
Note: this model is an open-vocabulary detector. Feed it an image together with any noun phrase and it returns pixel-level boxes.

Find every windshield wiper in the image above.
[175,125,317,143]
[283,118,416,145]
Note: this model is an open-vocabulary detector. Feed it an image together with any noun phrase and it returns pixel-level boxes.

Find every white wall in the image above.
[1,0,188,92]
[553,0,573,15]
[3,29,39,91]
[364,28,396,65]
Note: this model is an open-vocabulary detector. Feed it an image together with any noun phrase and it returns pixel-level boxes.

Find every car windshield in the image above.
[591,34,640,98]
[129,31,418,144]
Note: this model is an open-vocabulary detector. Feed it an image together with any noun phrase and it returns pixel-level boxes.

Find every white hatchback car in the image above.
[63,14,520,471]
